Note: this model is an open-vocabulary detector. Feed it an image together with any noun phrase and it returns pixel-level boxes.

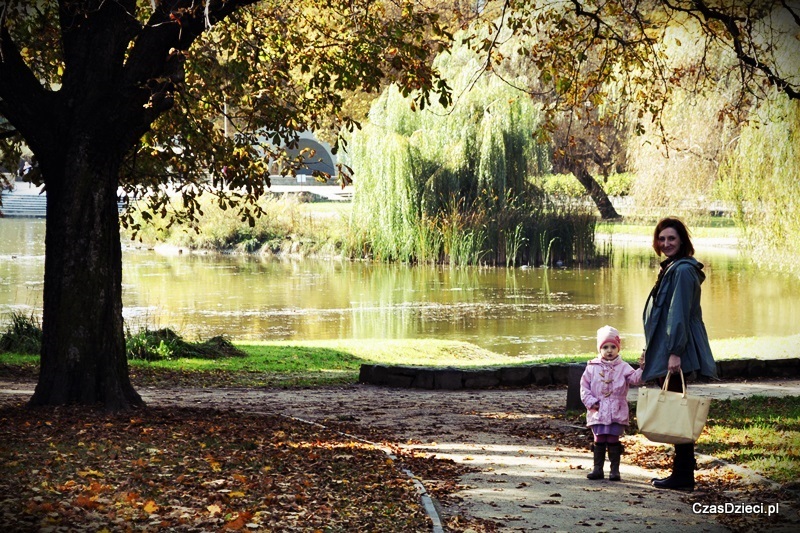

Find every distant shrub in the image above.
[603,173,634,196]
[0,312,42,355]
[126,328,180,361]
[125,327,246,361]
[539,173,633,198]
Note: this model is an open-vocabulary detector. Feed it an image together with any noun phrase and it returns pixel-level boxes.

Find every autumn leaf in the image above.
[77,469,105,478]
[207,504,222,515]
[205,454,222,471]
[73,495,98,509]
[224,511,252,530]
[143,500,159,514]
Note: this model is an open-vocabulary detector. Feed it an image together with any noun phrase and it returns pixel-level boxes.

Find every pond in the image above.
[2,218,799,357]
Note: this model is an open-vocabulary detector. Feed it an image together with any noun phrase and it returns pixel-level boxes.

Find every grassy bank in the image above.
[3,314,798,386]
[132,338,527,387]
[596,219,740,239]
[0,338,542,388]
[2,334,799,388]
[123,188,604,266]
[118,184,750,268]
[699,396,800,486]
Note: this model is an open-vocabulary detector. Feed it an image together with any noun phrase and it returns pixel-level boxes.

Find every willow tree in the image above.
[347,37,550,263]
[718,94,800,274]
[0,0,450,410]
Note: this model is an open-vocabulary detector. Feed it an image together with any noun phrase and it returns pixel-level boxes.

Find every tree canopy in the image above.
[0,0,452,409]
[477,1,799,117]
[471,0,800,217]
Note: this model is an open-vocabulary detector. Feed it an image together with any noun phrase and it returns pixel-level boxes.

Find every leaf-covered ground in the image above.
[0,401,466,532]
[2,371,799,532]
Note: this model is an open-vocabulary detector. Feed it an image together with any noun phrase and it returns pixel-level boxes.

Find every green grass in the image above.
[0,339,545,387]
[246,338,520,365]
[300,201,351,217]
[0,352,36,365]
[0,312,42,354]
[137,338,527,371]
[698,396,800,485]
[529,335,800,363]
[596,219,740,239]
[508,349,644,365]
[709,335,800,360]
[3,334,798,388]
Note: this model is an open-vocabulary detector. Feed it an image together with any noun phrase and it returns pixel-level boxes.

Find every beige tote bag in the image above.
[636,370,710,444]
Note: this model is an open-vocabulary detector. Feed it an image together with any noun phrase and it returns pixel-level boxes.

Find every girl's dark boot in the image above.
[652,443,695,491]
[587,443,606,480]
[607,443,623,481]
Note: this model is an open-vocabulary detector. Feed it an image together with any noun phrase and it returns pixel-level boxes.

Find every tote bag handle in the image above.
[661,369,687,397]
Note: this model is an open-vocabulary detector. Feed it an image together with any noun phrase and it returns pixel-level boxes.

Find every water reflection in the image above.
[2,218,799,357]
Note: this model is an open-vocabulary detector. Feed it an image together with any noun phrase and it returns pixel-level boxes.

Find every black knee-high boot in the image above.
[652,443,695,491]
[607,443,623,481]
[587,443,606,480]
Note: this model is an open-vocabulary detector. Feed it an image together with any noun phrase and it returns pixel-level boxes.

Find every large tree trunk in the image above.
[568,161,620,220]
[29,143,143,410]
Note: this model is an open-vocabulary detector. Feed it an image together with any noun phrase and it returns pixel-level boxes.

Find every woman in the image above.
[642,217,717,492]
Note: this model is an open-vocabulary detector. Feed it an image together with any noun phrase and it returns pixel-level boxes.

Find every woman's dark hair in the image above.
[652,217,694,258]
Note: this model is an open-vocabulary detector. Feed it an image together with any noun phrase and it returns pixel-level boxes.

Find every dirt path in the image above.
[3,379,799,532]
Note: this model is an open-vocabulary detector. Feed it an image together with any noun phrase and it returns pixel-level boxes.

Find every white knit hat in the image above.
[597,325,621,352]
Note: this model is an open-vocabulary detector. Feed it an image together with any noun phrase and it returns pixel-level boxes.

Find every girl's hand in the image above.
[668,354,681,373]
[638,351,645,368]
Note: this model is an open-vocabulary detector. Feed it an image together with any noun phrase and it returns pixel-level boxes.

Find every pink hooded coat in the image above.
[580,356,643,427]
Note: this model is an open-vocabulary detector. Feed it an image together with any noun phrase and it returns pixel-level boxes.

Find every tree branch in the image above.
[670,0,800,100]
[781,0,800,26]
[119,0,261,142]
[0,26,59,157]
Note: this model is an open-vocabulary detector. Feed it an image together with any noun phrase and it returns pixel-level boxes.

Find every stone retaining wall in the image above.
[358,358,800,390]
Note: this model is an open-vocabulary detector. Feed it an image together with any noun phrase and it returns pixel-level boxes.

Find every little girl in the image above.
[580,325,644,481]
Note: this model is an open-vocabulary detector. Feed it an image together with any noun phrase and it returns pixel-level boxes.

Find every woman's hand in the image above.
[667,354,681,373]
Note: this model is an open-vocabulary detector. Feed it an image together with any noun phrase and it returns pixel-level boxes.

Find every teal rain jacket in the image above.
[642,257,718,382]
